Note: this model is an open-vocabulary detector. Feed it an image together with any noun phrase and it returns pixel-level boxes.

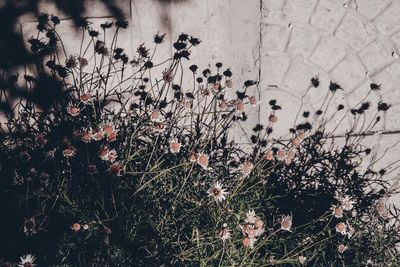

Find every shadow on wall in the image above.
[149,0,191,32]
[0,0,123,116]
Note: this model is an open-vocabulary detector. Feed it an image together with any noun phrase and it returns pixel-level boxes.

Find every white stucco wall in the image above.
[19,0,400,203]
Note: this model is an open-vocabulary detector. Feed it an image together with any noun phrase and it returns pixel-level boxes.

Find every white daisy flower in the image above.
[99,149,118,162]
[218,229,231,241]
[298,255,306,265]
[366,259,373,267]
[341,195,356,211]
[240,224,252,235]
[99,150,109,161]
[90,128,105,141]
[338,244,348,253]
[154,122,166,132]
[245,210,257,224]
[107,149,118,162]
[241,160,253,177]
[248,227,257,237]
[335,222,347,235]
[346,221,355,238]
[331,205,343,218]
[18,254,37,267]
[280,215,292,232]
[180,99,193,112]
[23,217,37,237]
[267,256,276,264]
[255,219,264,229]
[376,202,389,219]
[207,181,228,202]
[376,202,386,213]
[287,150,295,159]
[255,227,265,236]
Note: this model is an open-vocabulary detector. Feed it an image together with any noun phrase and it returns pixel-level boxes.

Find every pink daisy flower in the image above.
[269,114,277,123]
[91,129,105,141]
[62,147,76,158]
[80,92,92,104]
[189,152,198,162]
[298,256,306,265]
[292,138,300,147]
[277,150,286,161]
[169,139,181,153]
[107,132,117,142]
[338,244,348,253]
[280,215,292,232]
[71,223,81,232]
[109,163,123,176]
[335,222,347,235]
[248,96,260,107]
[255,219,264,229]
[235,101,245,116]
[107,149,118,162]
[150,110,162,122]
[81,132,91,143]
[331,205,343,218]
[197,153,209,169]
[265,152,274,160]
[297,131,306,139]
[67,104,80,116]
[225,79,233,88]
